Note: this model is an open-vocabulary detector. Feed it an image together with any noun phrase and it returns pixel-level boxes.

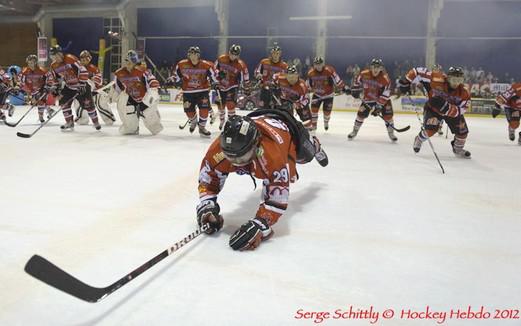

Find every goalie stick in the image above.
[24,223,209,303]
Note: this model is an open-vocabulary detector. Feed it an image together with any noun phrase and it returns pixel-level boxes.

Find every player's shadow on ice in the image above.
[74,234,208,326]
[221,181,326,238]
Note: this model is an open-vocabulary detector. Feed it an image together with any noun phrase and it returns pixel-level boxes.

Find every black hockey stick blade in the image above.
[25,255,107,303]
[16,131,33,138]
[393,125,411,133]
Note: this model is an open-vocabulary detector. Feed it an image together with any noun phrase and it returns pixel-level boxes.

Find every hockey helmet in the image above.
[26,54,38,64]
[49,45,63,56]
[125,50,140,64]
[447,66,465,88]
[188,46,201,55]
[229,44,241,56]
[220,115,259,165]
[313,56,324,65]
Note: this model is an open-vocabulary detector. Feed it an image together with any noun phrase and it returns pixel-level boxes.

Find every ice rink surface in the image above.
[1,104,520,326]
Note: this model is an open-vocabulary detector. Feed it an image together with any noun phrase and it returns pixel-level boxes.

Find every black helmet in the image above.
[270,43,281,53]
[313,56,324,65]
[447,66,464,77]
[188,46,201,55]
[370,58,384,67]
[287,65,298,75]
[220,115,259,158]
[49,45,63,56]
[229,44,241,56]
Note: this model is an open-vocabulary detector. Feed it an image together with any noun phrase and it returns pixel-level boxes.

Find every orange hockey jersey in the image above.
[352,69,391,105]
[306,65,345,97]
[198,116,298,225]
[84,63,102,88]
[406,67,470,116]
[255,58,288,84]
[48,54,88,89]
[214,54,249,91]
[173,59,218,93]
[114,64,159,102]
[496,82,521,110]
[273,73,309,108]
[20,66,47,95]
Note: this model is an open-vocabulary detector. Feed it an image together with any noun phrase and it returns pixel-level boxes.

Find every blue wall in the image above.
[53,17,104,62]
[51,0,521,81]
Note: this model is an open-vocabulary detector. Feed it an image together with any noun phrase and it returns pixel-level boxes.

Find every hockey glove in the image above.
[371,104,384,117]
[492,103,502,118]
[342,85,351,96]
[229,217,273,251]
[218,70,227,80]
[350,87,362,99]
[398,78,411,95]
[78,83,90,96]
[196,199,223,235]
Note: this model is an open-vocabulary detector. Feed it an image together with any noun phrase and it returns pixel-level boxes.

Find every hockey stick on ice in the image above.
[178,118,190,130]
[16,94,78,138]
[24,223,210,303]
[362,103,410,132]
[5,92,48,127]
[407,95,445,174]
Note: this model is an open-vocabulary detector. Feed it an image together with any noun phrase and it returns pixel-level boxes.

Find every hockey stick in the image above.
[5,92,48,127]
[408,95,445,174]
[16,107,63,138]
[178,118,190,130]
[24,223,209,303]
[16,94,78,138]
[362,103,410,132]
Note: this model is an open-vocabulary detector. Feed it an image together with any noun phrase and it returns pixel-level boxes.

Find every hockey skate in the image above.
[47,108,55,119]
[60,121,74,131]
[198,126,211,138]
[413,135,423,153]
[93,122,101,130]
[347,128,358,140]
[7,104,14,117]
[324,121,329,131]
[209,110,216,125]
[38,115,45,123]
[451,140,471,158]
[509,128,515,141]
[518,132,521,145]
[189,118,198,133]
[219,119,225,131]
[387,126,398,142]
[313,136,328,167]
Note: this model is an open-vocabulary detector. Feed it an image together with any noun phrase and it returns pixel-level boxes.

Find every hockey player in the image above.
[306,56,348,131]
[0,68,14,121]
[348,59,397,141]
[20,54,54,122]
[196,109,328,251]
[399,66,471,158]
[47,45,101,131]
[255,44,289,109]
[214,44,250,130]
[493,82,521,144]
[172,46,218,137]
[114,50,163,135]
[76,50,116,126]
[272,65,312,129]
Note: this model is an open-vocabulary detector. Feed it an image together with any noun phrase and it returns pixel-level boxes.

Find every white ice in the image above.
[1,104,520,326]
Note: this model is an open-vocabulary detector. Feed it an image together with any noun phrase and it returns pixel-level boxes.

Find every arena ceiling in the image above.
[0,0,121,16]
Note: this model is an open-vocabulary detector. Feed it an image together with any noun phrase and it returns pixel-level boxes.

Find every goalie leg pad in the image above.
[141,102,163,135]
[117,92,139,135]
[95,91,116,125]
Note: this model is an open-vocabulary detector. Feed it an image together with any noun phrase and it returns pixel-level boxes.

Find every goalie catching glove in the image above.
[229,217,273,251]
[196,199,223,235]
